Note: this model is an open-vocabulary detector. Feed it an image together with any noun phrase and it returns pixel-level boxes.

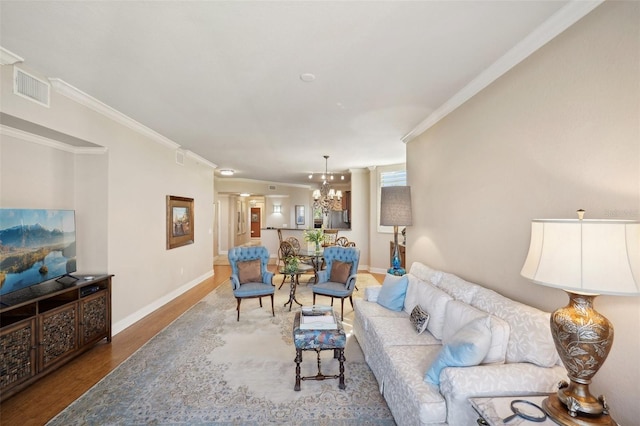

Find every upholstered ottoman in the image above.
[292,311,347,391]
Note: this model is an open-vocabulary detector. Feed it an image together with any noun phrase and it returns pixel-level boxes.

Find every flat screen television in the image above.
[0,209,77,296]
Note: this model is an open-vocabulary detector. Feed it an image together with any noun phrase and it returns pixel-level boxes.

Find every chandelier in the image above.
[311,155,342,216]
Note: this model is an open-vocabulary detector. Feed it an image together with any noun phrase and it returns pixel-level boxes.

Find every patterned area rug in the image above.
[48,273,395,425]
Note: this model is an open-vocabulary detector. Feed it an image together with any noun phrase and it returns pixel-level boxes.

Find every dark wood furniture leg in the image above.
[294,348,302,391]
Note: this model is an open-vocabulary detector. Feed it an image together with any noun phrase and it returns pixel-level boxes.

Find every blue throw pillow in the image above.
[376,274,409,311]
[424,316,492,385]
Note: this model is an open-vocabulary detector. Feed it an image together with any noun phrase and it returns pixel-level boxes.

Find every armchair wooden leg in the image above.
[270,294,275,317]
[259,297,263,308]
[349,296,353,308]
[313,294,316,305]
[340,298,345,321]
[236,298,241,321]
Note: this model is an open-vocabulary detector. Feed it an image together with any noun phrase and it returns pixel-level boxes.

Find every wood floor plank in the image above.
[0,265,383,425]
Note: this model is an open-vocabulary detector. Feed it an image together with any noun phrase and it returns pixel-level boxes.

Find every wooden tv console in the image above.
[0,274,112,401]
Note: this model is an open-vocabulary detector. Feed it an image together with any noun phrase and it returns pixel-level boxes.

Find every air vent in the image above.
[268,185,277,191]
[14,67,50,107]
[175,149,185,165]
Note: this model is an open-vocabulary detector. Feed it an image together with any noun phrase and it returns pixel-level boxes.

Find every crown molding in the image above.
[49,78,180,150]
[185,150,217,169]
[0,46,24,65]
[1,124,108,155]
[216,176,312,189]
[402,0,604,143]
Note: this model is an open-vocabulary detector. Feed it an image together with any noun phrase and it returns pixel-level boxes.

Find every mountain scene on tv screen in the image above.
[0,209,76,296]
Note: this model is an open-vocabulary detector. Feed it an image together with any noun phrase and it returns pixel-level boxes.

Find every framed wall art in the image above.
[295,205,305,225]
[166,195,194,249]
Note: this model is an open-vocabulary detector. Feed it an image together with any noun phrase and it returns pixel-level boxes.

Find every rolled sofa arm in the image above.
[440,362,566,398]
[440,363,567,426]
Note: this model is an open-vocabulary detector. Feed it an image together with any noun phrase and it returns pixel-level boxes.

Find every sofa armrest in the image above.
[439,363,567,399]
[364,286,382,302]
[440,363,566,426]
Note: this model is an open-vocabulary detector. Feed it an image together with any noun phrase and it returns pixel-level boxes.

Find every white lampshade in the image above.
[312,189,320,200]
[380,186,412,226]
[521,219,640,296]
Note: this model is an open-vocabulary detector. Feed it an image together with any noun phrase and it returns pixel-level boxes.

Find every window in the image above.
[377,165,407,233]
[381,170,407,188]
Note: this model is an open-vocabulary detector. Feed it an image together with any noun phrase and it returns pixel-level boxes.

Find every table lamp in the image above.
[380,186,412,275]
[521,211,639,425]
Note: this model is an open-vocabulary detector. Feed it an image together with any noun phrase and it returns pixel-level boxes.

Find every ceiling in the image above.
[1,1,591,186]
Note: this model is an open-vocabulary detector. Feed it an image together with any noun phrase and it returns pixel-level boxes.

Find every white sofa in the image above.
[353,262,567,426]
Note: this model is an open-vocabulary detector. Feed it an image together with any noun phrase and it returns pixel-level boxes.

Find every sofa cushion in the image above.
[436,272,480,304]
[425,316,492,385]
[471,287,559,367]
[368,316,440,348]
[405,279,452,340]
[442,300,510,364]
[409,305,430,334]
[408,262,443,286]
[381,345,447,425]
[353,298,406,332]
[377,274,409,311]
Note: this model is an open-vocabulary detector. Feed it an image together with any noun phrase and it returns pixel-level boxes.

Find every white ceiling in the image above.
[1,1,597,186]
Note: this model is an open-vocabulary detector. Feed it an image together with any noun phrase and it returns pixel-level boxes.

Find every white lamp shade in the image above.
[380,186,412,226]
[521,219,640,296]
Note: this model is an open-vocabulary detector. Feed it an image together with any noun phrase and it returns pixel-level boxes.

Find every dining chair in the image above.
[335,236,350,247]
[285,236,315,284]
[312,246,360,321]
[228,246,275,321]
[322,229,339,247]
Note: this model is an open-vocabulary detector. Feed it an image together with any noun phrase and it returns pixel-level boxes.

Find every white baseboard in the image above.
[368,266,387,274]
[112,269,214,336]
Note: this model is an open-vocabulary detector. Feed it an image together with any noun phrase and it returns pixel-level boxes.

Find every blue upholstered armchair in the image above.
[228,246,275,321]
[312,246,360,320]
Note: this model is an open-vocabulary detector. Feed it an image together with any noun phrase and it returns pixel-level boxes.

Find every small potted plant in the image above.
[304,228,325,253]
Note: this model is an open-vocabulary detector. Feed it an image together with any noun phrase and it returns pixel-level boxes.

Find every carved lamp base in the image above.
[545,292,619,426]
[543,394,617,426]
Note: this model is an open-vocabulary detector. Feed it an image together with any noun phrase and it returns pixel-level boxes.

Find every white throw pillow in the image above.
[437,273,480,304]
[408,262,444,286]
[414,282,452,340]
[471,287,558,367]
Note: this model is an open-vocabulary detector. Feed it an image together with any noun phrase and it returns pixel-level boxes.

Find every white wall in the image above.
[0,64,215,335]
[407,2,639,423]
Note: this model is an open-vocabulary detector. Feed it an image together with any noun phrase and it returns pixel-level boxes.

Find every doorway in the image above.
[250,207,261,238]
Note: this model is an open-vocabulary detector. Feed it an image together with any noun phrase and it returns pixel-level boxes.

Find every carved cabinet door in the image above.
[38,303,78,371]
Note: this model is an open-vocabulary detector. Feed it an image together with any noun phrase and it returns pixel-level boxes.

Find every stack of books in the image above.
[300,305,337,330]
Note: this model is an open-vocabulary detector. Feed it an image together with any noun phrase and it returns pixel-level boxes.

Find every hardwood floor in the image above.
[0,265,384,425]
